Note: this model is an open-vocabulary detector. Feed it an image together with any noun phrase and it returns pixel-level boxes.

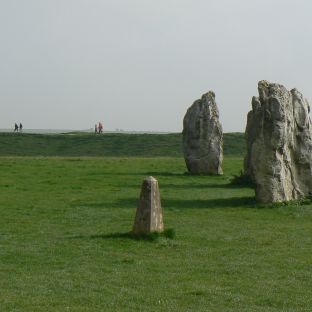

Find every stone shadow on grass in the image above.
[115,196,256,210]
[89,171,185,177]
[68,229,175,242]
[162,196,256,209]
[69,200,119,209]
[156,182,248,190]
[90,171,227,178]
[145,171,188,177]
[70,196,312,211]
[123,182,250,190]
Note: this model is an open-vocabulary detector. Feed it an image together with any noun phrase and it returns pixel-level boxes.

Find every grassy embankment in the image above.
[0,132,245,157]
[1,132,312,311]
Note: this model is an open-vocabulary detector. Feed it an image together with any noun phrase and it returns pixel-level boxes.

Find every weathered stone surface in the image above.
[183,91,223,174]
[133,176,164,234]
[245,80,312,203]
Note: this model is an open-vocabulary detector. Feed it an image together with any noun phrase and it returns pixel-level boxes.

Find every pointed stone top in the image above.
[201,91,215,100]
[133,176,164,234]
[144,176,157,182]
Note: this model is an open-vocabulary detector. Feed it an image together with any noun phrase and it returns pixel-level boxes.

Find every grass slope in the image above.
[0,132,246,157]
[1,156,312,311]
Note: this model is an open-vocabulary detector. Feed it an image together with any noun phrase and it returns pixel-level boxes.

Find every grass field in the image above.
[1,152,312,311]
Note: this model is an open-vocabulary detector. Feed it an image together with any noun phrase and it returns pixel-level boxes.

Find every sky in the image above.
[1,0,312,132]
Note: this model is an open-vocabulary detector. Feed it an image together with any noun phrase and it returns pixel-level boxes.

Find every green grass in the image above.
[1,156,312,311]
[0,132,246,157]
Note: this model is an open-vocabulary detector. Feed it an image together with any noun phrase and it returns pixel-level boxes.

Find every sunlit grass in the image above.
[1,156,312,311]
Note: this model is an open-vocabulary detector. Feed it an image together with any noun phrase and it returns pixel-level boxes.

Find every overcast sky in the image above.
[1,0,311,132]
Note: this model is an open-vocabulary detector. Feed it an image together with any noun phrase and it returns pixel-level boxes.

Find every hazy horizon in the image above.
[1,0,312,132]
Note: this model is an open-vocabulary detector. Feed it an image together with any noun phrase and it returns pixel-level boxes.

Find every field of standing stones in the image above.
[183,80,312,204]
[134,79,312,238]
[2,80,312,310]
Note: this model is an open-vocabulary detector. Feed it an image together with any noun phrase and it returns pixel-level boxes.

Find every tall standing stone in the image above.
[183,91,223,174]
[245,80,312,203]
[133,176,164,234]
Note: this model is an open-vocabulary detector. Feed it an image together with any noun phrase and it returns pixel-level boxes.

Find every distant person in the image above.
[95,123,98,134]
[19,123,23,132]
[98,122,103,134]
[14,123,18,132]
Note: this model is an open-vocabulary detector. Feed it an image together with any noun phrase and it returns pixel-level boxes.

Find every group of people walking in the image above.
[14,123,23,132]
[95,122,103,134]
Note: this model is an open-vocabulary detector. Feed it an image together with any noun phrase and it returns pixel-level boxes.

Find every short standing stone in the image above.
[183,91,223,175]
[133,176,164,234]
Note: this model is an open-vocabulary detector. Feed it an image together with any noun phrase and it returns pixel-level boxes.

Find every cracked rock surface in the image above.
[183,91,223,175]
[245,80,312,203]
